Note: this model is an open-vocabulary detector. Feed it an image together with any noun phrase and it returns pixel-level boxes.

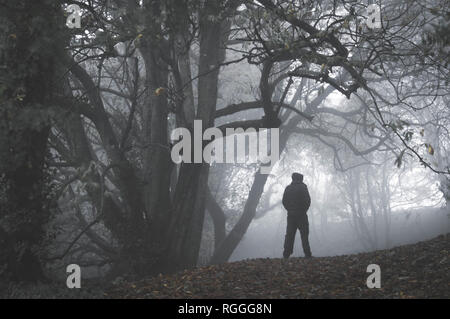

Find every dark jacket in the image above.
[282,180,311,214]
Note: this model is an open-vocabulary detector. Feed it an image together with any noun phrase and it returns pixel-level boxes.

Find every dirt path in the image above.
[108,234,449,299]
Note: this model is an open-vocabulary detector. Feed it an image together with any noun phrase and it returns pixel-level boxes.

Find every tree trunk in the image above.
[164,163,208,272]
[210,170,269,264]
[0,0,66,281]
[206,187,226,250]
[163,7,231,272]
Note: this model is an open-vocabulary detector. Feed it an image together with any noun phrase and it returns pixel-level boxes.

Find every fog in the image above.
[1,0,449,299]
[231,182,448,261]
[200,137,449,264]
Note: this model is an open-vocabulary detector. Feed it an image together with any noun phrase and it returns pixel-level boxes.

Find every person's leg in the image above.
[298,214,312,258]
[283,213,297,258]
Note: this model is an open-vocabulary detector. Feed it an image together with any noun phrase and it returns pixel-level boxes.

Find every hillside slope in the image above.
[109,234,449,299]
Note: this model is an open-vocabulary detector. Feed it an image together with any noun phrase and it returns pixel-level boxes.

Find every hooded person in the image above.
[281,173,312,258]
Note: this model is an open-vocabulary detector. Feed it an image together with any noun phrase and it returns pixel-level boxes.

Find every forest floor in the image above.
[1,234,448,298]
[108,234,449,299]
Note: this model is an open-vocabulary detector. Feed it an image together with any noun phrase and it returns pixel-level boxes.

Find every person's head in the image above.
[292,172,303,182]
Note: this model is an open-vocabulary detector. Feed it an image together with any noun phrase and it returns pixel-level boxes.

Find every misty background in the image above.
[0,0,449,287]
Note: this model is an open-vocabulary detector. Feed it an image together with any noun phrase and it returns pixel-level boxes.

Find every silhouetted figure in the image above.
[282,173,312,258]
